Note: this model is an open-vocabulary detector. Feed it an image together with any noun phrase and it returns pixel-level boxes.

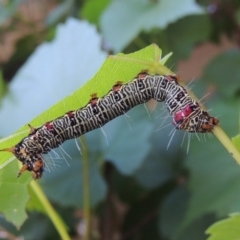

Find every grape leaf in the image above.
[0,17,106,229]
[45,0,74,27]
[100,0,203,52]
[0,43,168,168]
[206,213,240,240]
[0,18,106,138]
[0,161,31,227]
[202,50,240,97]
[81,0,110,24]
[40,139,107,208]
[0,34,170,228]
[178,98,240,235]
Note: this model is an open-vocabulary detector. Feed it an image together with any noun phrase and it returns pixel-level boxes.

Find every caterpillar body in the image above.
[0,71,219,179]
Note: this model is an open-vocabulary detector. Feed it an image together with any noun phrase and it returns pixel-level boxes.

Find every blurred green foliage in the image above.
[1,0,240,239]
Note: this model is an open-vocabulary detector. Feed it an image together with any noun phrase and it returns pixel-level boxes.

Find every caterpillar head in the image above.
[173,104,219,132]
[0,139,44,179]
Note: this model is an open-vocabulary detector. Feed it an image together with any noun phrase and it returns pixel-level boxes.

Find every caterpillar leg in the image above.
[17,164,29,178]
[202,117,219,131]
[31,156,44,180]
[18,155,44,179]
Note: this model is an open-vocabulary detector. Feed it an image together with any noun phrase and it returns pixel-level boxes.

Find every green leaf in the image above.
[0,38,168,229]
[45,0,74,27]
[27,185,46,213]
[177,214,216,240]
[40,140,107,208]
[159,187,190,239]
[159,186,216,240]
[81,0,110,24]
[0,16,172,231]
[0,43,164,168]
[202,50,240,97]
[0,18,106,138]
[0,71,6,99]
[133,108,184,189]
[206,213,240,240]
[0,161,31,228]
[166,14,211,60]
[0,18,106,231]
[103,105,153,174]
[179,98,240,233]
[100,0,203,51]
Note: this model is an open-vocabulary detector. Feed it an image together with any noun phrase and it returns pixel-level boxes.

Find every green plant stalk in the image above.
[213,126,240,164]
[17,160,70,239]
[80,136,91,240]
[29,180,70,240]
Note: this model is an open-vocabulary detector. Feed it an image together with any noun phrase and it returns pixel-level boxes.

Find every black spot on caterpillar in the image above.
[0,71,219,179]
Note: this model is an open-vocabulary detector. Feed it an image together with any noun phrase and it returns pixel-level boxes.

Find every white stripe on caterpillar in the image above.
[0,71,219,179]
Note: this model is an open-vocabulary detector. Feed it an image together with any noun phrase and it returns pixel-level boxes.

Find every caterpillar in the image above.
[0,71,219,179]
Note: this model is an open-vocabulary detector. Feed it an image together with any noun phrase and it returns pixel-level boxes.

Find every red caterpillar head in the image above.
[173,104,219,132]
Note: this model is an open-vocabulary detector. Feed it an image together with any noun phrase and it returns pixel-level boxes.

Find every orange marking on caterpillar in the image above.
[28,124,37,134]
[137,70,149,79]
[89,93,98,106]
[165,75,179,82]
[112,81,123,92]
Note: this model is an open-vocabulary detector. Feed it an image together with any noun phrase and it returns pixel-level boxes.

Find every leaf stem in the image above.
[80,136,91,240]
[29,181,70,240]
[213,126,240,164]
